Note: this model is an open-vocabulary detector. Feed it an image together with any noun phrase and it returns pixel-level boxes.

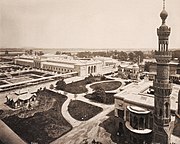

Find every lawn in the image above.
[2,89,72,144]
[90,81,121,91]
[68,100,103,121]
[64,76,111,94]
[65,80,88,94]
[85,92,116,104]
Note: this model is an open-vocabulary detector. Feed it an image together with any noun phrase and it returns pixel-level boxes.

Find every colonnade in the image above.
[88,65,96,74]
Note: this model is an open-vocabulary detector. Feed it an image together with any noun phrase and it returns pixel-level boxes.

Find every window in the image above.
[94,66,96,73]
[88,66,90,74]
[159,109,162,117]
[133,116,138,129]
[139,117,144,130]
[118,109,124,118]
[165,102,169,118]
[91,66,93,73]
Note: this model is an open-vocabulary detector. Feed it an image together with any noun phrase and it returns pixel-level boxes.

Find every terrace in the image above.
[0,70,78,92]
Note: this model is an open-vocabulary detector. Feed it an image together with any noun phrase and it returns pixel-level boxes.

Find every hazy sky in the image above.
[0,0,180,50]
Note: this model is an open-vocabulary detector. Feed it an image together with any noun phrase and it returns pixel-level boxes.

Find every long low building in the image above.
[14,54,118,77]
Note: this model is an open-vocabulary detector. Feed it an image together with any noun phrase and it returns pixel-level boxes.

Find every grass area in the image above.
[64,76,111,94]
[2,89,72,144]
[90,81,121,91]
[85,93,115,104]
[65,80,88,94]
[68,100,103,121]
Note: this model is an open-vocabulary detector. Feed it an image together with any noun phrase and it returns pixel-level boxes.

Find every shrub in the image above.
[49,84,54,89]
[56,79,66,90]
[92,86,106,103]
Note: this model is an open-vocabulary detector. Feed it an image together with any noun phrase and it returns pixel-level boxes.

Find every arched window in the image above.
[91,66,93,73]
[159,109,162,117]
[88,66,90,74]
[165,102,169,118]
[139,117,144,130]
[94,66,96,73]
[133,116,138,129]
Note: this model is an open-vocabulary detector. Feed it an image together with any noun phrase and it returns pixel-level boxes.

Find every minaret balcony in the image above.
[155,50,172,56]
[157,27,171,37]
[155,51,172,63]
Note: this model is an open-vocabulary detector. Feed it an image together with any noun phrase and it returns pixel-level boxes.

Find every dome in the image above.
[159,23,168,29]
[160,9,168,21]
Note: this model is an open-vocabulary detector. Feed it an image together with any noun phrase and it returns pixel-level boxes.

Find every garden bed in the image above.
[85,93,115,104]
[68,100,103,121]
[64,76,111,94]
[65,80,88,94]
[90,81,121,91]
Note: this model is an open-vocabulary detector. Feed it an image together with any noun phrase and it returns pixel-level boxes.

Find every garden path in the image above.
[50,78,125,128]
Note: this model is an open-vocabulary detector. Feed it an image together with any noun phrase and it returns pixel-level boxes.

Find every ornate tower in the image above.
[153,0,172,144]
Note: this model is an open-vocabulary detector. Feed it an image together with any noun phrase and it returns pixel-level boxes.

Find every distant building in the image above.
[147,59,180,82]
[14,54,117,77]
[118,61,139,80]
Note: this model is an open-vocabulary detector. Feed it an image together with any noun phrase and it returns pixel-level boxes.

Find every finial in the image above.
[163,0,165,10]
[160,0,168,24]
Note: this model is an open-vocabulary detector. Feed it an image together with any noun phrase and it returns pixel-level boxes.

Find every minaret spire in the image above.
[163,0,165,10]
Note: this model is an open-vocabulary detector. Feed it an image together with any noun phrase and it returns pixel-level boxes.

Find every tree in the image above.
[85,74,95,84]
[5,50,8,55]
[29,49,33,55]
[49,84,54,89]
[134,51,144,62]
[56,51,61,55]
[92,86,106,103]
[56,79,66,90]
[128,52,135,61]
[118,51,128,61]
[76,51,92,58]
[38,51,44,56]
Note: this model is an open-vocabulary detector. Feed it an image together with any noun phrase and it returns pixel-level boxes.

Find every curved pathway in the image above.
[51,78,126,128]
[50,77,129,143]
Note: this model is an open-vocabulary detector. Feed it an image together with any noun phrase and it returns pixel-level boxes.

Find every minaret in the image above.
[153,0,172,144]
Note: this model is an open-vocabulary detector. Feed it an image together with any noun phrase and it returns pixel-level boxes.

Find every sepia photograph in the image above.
[0,0,180,144]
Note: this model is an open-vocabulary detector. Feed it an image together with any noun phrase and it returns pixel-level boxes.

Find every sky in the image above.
[0,0,180,50]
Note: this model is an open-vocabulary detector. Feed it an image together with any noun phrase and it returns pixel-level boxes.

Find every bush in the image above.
[49,84,54,89]
[56,79,66,90]
[85,74,95,84]
[92,86,106,103]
